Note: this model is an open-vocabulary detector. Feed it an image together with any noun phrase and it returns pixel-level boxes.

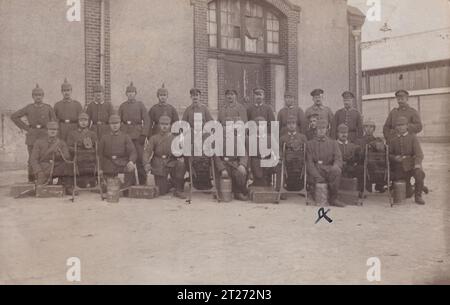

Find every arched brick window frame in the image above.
[190,0,300,109]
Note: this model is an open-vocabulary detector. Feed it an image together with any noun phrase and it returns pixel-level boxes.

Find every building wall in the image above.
[0,0,86,111]
[109,0,194,112]
[294,0,351,112]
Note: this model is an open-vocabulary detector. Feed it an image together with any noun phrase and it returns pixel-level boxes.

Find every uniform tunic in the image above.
[277,106,307,134]
[247,103,276,131]
[30,136,71,184]
[278,131,307,191]
[218,102,248,125]
[388,132,425,195]
[66,128,98,183]
[86,101,114,139]
[98,130,137,175]
[331,108,363,141]
[143,131,186,195]
[337,140,364,192]
[148,102,179,137]
[306,136,342,202]
[182,103,213,129]
[383,105,422,140]
[305,105,334,128]
[54,98,83,141]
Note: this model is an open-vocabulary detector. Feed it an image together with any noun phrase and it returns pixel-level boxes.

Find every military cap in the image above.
[284,92,295,98]
[126,81,137,93]
[254,116,266,122]
[253,87,265,94]
[78,112,89,120]
[286,115,297,123]
[32,84,44,95]
[395,116,408,126]
[342,91,354,99]
[108,114,121,124]
[159,115,171,124]
[337,124,349,133]
[395,89,409,97]
[363,119,376,127]
[47,121,59,130]
[225,89,238,95]
[157,83,168,96]
[190,88,201,96]
[316,119,328,129]
[61,78,72,91]
[310,88,324,97]
[93,84,104,93]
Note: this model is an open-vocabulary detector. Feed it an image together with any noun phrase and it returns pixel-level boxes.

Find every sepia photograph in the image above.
[0,0,449,288]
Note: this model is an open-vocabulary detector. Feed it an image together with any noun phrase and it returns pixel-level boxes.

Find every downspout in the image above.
[100,0,105,86]
[352,29,362,112]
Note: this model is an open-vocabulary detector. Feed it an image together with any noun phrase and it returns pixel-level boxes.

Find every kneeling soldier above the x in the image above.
[98,115,137,191]
[143,115,186,199]
[30,121,71,189]
[388,116,426,205]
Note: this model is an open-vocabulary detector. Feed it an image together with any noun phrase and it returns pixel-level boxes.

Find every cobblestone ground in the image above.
[0,143,449,284]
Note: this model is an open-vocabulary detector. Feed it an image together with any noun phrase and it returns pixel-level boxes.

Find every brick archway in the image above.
[191,0,300,109]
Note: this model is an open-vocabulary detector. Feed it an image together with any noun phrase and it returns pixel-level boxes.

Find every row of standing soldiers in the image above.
[11,80,426,205]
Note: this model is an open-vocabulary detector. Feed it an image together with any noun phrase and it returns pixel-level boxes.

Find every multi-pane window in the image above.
[266,12,279,54]
[207,0,281,55]
[208,2,217,48]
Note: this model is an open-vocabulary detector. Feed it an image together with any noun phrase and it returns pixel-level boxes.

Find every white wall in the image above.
[110,0,194,112]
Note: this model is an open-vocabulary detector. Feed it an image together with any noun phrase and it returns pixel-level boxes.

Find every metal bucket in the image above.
[393,180,406,204]
[219,177,233,202]
[315,183,328,206]
[106,177,121,203]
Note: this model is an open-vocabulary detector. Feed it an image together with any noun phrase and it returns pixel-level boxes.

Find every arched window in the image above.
[207,0,281,55]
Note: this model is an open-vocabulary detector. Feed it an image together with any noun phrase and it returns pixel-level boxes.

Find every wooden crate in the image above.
[10,183,35,198]
[249,186,279,204]
[129,186,159,199]
[36,185,64,198]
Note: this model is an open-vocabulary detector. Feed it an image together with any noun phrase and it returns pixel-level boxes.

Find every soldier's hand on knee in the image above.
[144,163,152,173]
[126,161,136,172]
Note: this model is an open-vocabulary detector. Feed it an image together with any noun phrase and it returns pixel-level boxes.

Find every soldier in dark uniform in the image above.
[305,113,319,141]
[355,119,387,193]
[277,115,308,199]
[247,88,275,132]
[118,82,150,185]
[277,92,307,135]
[143,115,186,199]
[383,89,422,141]
[306,119,345,207]
[182,88,213,128]
[218,89,248,125]
[148,83,179,137]
[54,78,83,141]
[249,116,276,187]
[86,84,114,139]
[66,112,98,189]
[30,121,71,188]
[214,116,249,201]
[331,91,363,142]
[11,84,57,182]
[388,116,426,205]
[98,114,137,189]
[336,124,364,200]
[305,89,334,133]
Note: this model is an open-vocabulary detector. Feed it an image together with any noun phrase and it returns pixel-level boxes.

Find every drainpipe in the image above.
[100,0,105,87]
[352,29,362,112]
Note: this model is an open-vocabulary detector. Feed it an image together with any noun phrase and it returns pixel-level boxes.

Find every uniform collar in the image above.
[287,105,295,109]
[111,130,120,135]
[288,131,297,136]
[337,139,348,145]
[63,98,72,102]
[157,102,167,107]
[316,135,327,142]
[255,102,263,107]
[48,136,58,143]
[94,100,105,105]
[127,99,136,103]
[33,103,44,107]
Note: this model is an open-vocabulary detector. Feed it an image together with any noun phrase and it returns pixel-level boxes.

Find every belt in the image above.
[123,121,141,125]
[223,157,239,162]
[60,119,77,124]
[155,155,168,159]
[110,155,125,160]
[30,124,44,129]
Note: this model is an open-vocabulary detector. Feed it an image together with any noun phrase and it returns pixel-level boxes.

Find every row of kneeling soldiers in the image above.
[10,80,427,206]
